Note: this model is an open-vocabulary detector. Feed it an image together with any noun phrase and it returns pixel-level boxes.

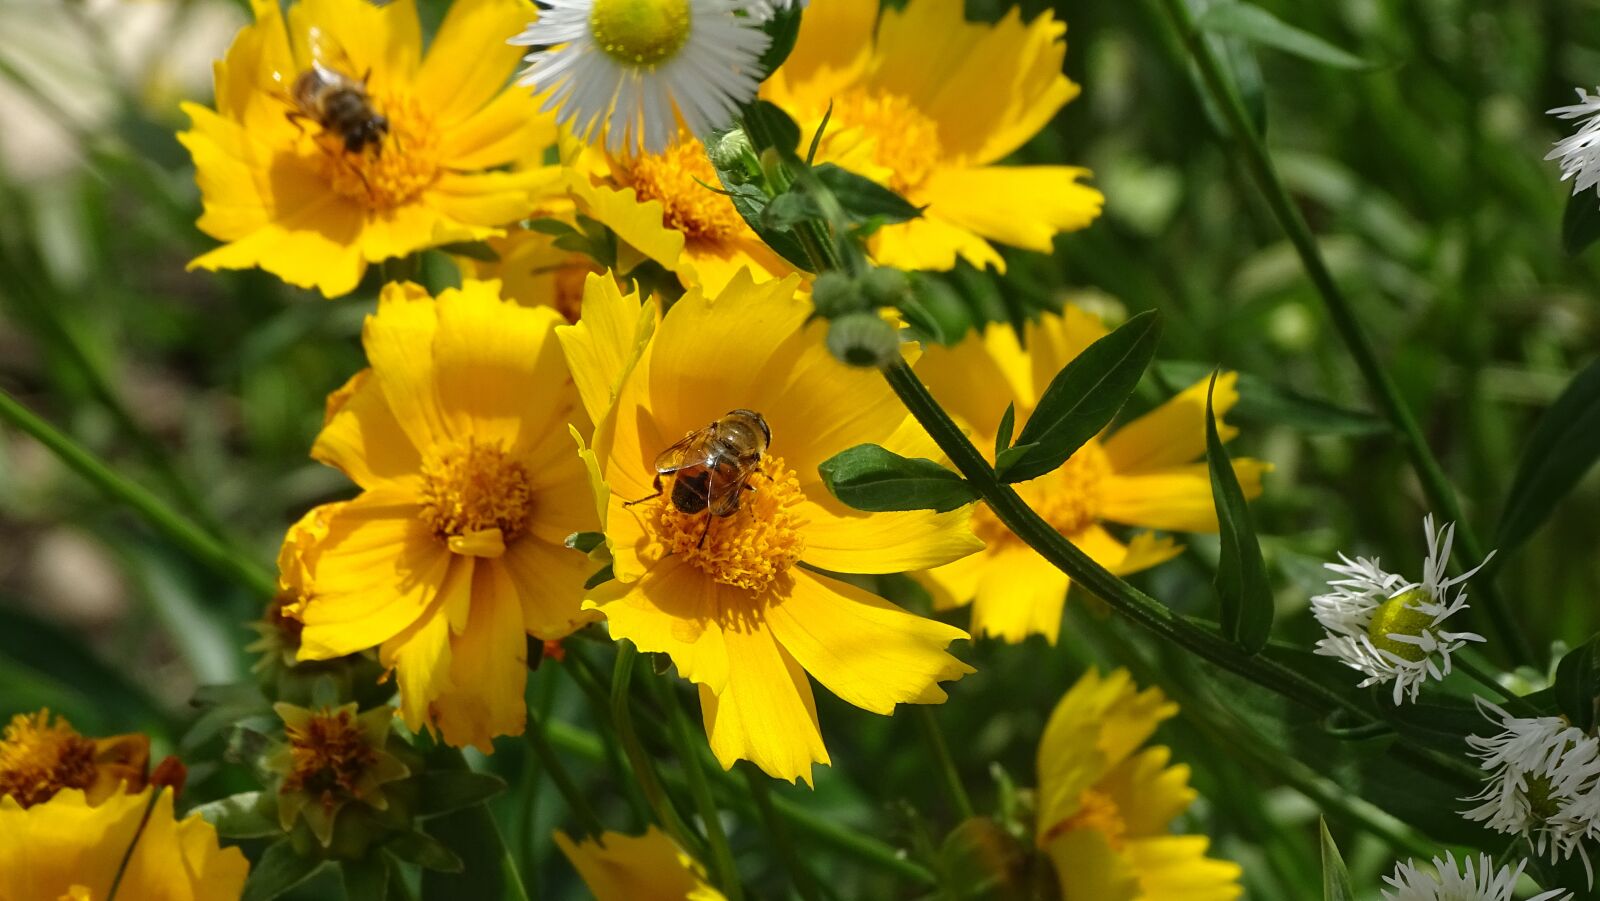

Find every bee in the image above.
[280,28,387,155]
[626,409,771,547]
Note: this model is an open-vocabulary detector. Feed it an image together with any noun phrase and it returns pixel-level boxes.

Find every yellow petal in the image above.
[1123,835,1243,900]
[797,492,982,575]
[588,555,730,694]
[1102,373,1240,473]
[917,324,1030,449]
[919,165,1102,253]
[1098,459,1266,534]
[1021,306,1109,411]
[1100,745,1197,837]
[415,0,538,129]
[766,569,972,715]
[679,240,792,296]
[381,595,455,734]
[969,544,1072,644]
[287,0,421,94]
[868,211,1004,274]
[435,560,530,752]
[311,368,424,492]
[1036,669,1175,829]
[566,174,687,275]
[555,827,724,901]
[501,536,597,639]
[556,274,656,429]
[700,618,828,785]
[426,168,564,231]
[760,0,875,108]
[362,285,448,451]
[1043,827,1140,901]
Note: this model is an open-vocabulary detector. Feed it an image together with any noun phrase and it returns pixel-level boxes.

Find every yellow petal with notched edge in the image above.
[1099,745,1197,837]
[434,560,528,752]
[555,827,725,901]
[796,493,982,575]
[312,368,423,492]
[699,616,828,786]
[1044,828,1141,901]
[1102,373,1241,473]
[415,0,538,129]
[766,569,972,715]
[1122,836,1243,900]
[382,595,455,734]
[587,556,732,695]
[969,544,1072,644]
[556,274,654,429]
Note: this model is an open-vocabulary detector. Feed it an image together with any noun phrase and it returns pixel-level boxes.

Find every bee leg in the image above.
[697,512,714,548]
[284,110,311,139]
[622,475,665,507]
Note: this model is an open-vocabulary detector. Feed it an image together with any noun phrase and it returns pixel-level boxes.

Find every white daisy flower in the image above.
[1547,88,1600,199]
[1311,515,1490,704]
[1382,851,1570,901]
[510,0,771,155]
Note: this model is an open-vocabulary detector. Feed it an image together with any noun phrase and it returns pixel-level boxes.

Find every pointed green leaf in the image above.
[813,164,923,225]
[242,841,325,901]
[1563,190,1600,255]
[1207,372,1273,654]
[433,241,499,263]
[389,830,466,873]
[1199,3,1373,70]
[410,771,509,820]
[1153,361,1388,436]
[192,791,277,839]
[341,856,391,901]
[1001,311,1162,483]
[995,403,1016,457]
[1497,359,1600,553]
[1319,820,1356,901]
[741,100,801,158]
[818,444,977,513]
[1555,638,1598,733]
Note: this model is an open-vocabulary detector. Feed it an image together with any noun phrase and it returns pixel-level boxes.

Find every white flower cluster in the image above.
[1548,88,1600,200]
[1312,516,1488,704]
[1383,851,1570,901]
[1462,699,1600,882]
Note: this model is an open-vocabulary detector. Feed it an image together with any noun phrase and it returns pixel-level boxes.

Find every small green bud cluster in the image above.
[812,267,909,368]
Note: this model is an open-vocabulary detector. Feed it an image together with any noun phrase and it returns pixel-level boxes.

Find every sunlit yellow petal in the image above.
[1099,460,1266,533]
[435,561,528,752]
[969,544,1072,644]
[1124,836,1244,901]
[312,368,424,492]
[700,619,828,785]
[1102,373,1241,473]
[415,0,537,128]
[555,827,725,901]
[1043,827,1140,901]
[588,556,731,694]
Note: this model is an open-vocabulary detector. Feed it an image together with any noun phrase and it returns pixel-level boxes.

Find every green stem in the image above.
[914,707,973,821]
[742,766,824,901]
[525,707,606,839]
[495,817,533,901]
[563,647,652,827]
[1455,656,1535,715]
[610,643,698,850]
[656,678,744,901]
[0,386,276,598]
[1152,0,1530,666]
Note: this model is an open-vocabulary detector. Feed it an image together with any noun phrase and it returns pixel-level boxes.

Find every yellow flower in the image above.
[0,710,150,809]
[265,702,410,846]
[917,307,1268,644]
[0,787,249,900]
[563,270,981,783]
[179,0,561,298]
[464,223,601,324]
[555,827,726,901]
[1036,669,1242,901]
[293,279,598,752]
[563,133,795,295]
[763,0,1103,272]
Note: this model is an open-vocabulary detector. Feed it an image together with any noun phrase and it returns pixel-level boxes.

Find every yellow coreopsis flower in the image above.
[0,787,249,900]
[179,0,560,298]
[763,0,1103,272]
[917,306,1268,644]
[562,270,982,783]
[1037,669,1242,901]
[292,279,597,752]
[0,710,149,809]
[555,827,726,901]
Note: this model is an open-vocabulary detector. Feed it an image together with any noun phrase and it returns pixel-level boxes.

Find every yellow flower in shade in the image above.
[0,787,249,900]
[563,270,981,783]
[763,0,1103,273]
[248,502,340,673]
[555,827,726,901]
[1036,669,1242,901]
[293,279,598,751]
[463,223,601,323]
[563,133,794,295]
[264,702,410,846]
[916,307,1268,644]
[178,0,561,298]
[0,710,149,809]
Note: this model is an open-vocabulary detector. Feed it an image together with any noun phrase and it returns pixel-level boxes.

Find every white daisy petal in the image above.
[1381,851,1570,901]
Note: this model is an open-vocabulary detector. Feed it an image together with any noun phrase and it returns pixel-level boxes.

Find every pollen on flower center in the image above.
[0,711,97,808]
[304,92,441,210]
[281,707,378,801]
[1366,587,1435,663]
[831,87,944,195]
[625,134,746,243]
[975,441,1109,547]
[1042,788,1128,851]
[419,438,535,551]
[590,0,692,66]
[654,454,807,592]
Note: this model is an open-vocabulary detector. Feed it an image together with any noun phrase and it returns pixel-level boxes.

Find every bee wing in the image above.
[652,430,713,475]
[707,463,746,517]
[300,25,363,81]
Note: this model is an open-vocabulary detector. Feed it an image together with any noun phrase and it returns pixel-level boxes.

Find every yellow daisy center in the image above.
[590,0,692,66]
[625,134,746,243]
[975,441,1110,547]
[1366,587,1435,663]
[419,438,535,553]
[1044,788,1128,852]
[831,87,944,195]
[654,454,808,592]
[0,711,97,808]
[281,708,378,801]
[305,91,440,211]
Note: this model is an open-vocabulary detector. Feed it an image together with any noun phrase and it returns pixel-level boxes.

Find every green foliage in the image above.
[1207,373,1274,654]
[1198,3,1374,70]
[1496,358,1600,554]
[1318,820,1356,901]
[818,444,978,512]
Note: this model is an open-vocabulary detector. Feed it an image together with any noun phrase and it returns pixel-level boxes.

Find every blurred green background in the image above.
[0,0,1596,897]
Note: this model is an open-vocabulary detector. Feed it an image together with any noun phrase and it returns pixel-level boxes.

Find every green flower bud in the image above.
[707,129,756,183]
[811,271,868,319]
[827,312,899,368]
[860,266,911,307]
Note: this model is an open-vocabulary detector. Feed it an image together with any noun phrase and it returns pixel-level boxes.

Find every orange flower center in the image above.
[419,438,535,555]
[623,134,747,243]
[653,455,808,592]
[830,87,944,196]
[0,711,97,808]
[303,90,441,211]
[974,440,1109,547]
[1042,788,1128,852]
[281,708,378,801]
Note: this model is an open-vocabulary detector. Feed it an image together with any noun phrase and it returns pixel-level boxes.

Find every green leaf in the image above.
[1562,190,1600,255]
[1207,372,1273,654]
[391,829,466,873]
[1319,819,1356,901]
[762,190,825,230]
[341,856,391,901]
[995,403,1016,457]
[192,791,278,839]
[1555,638,1598,733]
[433,241,499,263]
[522,217,577,237]
[756,4,803,78]
[818,444,978,513]
[741,100,801,158]
[410,770,509,820]
[1000,311,1161,483]
[1198,3,1373,70]
[1496,359,1600,553]
[564,531,606,554]
[895,292,948,344]
[1153,361,1388,436]
[583,563,615,591]
[716,180,812,270]
[813,164,923,225]
[242,841,325,901]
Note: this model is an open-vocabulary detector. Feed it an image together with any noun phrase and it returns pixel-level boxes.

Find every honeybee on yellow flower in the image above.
[282,31,389,157]
[628,408,772,547]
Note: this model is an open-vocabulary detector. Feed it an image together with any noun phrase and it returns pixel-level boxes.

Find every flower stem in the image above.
[0,386,276,598]
[914,706,973,821]
[1455,655,1537,715]
[742,765,824,901]
[525,707,606,839]
[1150,0,1530,666]
[655,677,744,901]
[610,643,698,852]
[562,647,653,827]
